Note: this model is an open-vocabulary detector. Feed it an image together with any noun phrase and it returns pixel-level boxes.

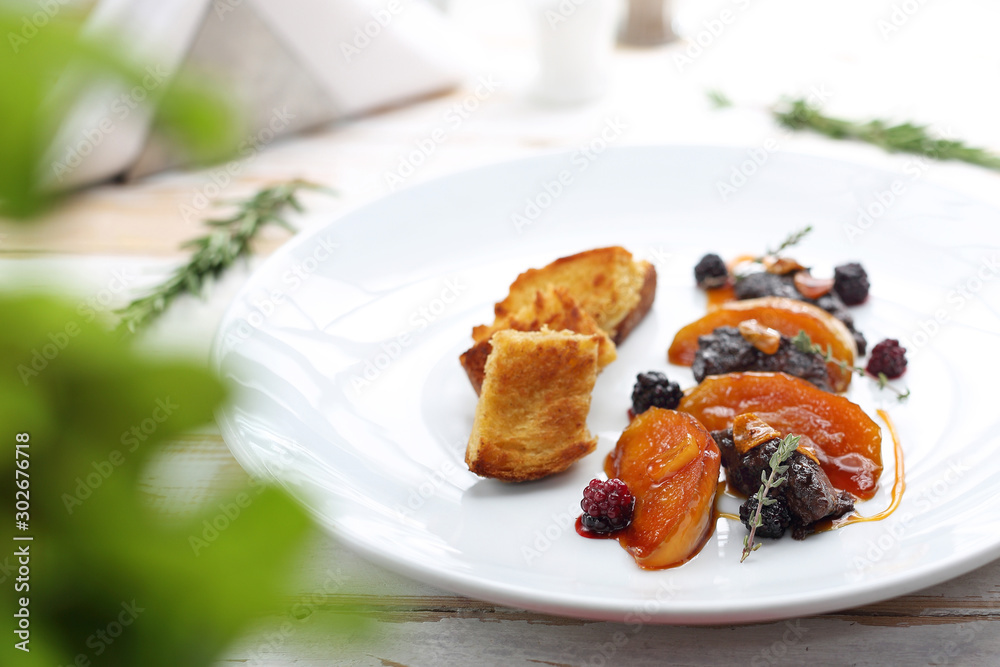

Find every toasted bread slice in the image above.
[466,329,600,482]
[494,246,656,345]
[460,286,616,394]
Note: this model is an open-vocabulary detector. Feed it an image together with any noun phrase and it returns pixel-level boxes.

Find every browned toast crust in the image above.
[465,329,599,482]
[493,246,655,345]
[459,340,493,395]
[610,260,657,344]
[460,286,616,395]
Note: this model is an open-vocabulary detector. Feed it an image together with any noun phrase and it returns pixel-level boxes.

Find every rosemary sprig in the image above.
[742,434,800,563]
[115,179,332,334]
[706,90,1000,171]
[792,330,910,401]
[774,98,1000,171]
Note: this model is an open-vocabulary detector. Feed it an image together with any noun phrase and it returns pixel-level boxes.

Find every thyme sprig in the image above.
[742,434,801,563]
[116,179,332,334]
[774,98,1000,171]
[792,330,910,401]
[763,224,813,259]
[707,89,733,109]
[734,225,815,275]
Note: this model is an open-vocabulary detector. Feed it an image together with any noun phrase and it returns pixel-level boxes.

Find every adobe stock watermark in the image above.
[61,398,179,514]
[646,246,674,272]
[51,66,171,182]
[674,0,757,73]
[853,459,969,573]
[716,85,833,202]
[213,0,244,20]
[242,568,351,667]
[219,235,339,348]
[898,253,999,359]
[394,439,467,517]
[6,0,73,54]
[179,106,297,223]
[842,127,955,242]
[877,0,931,41]
[512,115,629,233]
[189,475,271,556]
[0,555,15,586]
[750,620,810,667]
[63,600,145,665]
[542,0,603,29]
[383,76,502,191]
[521,498,580,565]
[576,579,679,666]
[17,268,136,386]
[340,0,409,63]
[927,619,990,666]
[350,276,467,392]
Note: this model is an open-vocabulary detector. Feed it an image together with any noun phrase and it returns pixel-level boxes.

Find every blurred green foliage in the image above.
[0,7,362,664]
[0,296,354,665]
[0,9,237,220]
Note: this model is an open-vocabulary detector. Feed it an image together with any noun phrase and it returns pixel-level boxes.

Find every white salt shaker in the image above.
[529,0,622,104]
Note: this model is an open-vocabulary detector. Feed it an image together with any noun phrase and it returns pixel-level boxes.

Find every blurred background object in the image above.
[45,0,466,188]
[531,0,622,104]
[620,0,676,46]
[0,6,236,220]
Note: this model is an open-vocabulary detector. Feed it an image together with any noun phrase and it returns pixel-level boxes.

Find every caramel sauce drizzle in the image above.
[824,409,905,529]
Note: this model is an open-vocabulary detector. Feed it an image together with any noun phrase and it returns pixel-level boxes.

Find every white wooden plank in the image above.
[217,610,1000,667]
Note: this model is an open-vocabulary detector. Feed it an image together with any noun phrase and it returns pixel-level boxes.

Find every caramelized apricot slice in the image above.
[605,409,721,569]
[668,297,858,392]
[678,372,882,499]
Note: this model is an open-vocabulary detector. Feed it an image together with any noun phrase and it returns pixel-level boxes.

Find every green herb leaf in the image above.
[1,295,364,666]
[765,225,813,258]
[115,180,334,334]
[708,91,1000,173]
[793,329,911,400]
[774,98,1000,171]
[707,89,733,109]
[741,434,801,562]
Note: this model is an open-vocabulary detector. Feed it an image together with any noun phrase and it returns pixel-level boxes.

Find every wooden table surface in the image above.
[4,1,999,664]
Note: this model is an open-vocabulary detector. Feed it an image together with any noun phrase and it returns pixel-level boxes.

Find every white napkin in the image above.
[48,0,465,188]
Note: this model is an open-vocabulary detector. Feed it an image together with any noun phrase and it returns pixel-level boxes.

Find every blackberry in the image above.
[631,371,683,414]
[833,262,870,306]
[739,493,791,539]
[580,479,635,534]
[694,253,729,289]
[866,339,907,379]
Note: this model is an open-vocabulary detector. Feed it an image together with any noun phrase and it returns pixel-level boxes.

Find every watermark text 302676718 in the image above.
[13,432,33,652]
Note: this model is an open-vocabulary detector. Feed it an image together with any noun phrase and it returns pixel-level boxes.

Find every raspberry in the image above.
[631,371,683,414]
[866,339,907,379]
[739,493,791,539]
[694,253,729,289]
[580,479,635,534]
[833,262,870,306]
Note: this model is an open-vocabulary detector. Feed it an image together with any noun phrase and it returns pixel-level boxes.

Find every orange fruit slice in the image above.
[668,297,858,392]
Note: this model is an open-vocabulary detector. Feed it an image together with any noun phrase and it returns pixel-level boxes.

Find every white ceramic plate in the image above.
[213,146,1000,624]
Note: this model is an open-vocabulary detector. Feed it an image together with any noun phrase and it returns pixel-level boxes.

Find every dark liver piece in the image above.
[692,327,831,391]
[713,428,855,539]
